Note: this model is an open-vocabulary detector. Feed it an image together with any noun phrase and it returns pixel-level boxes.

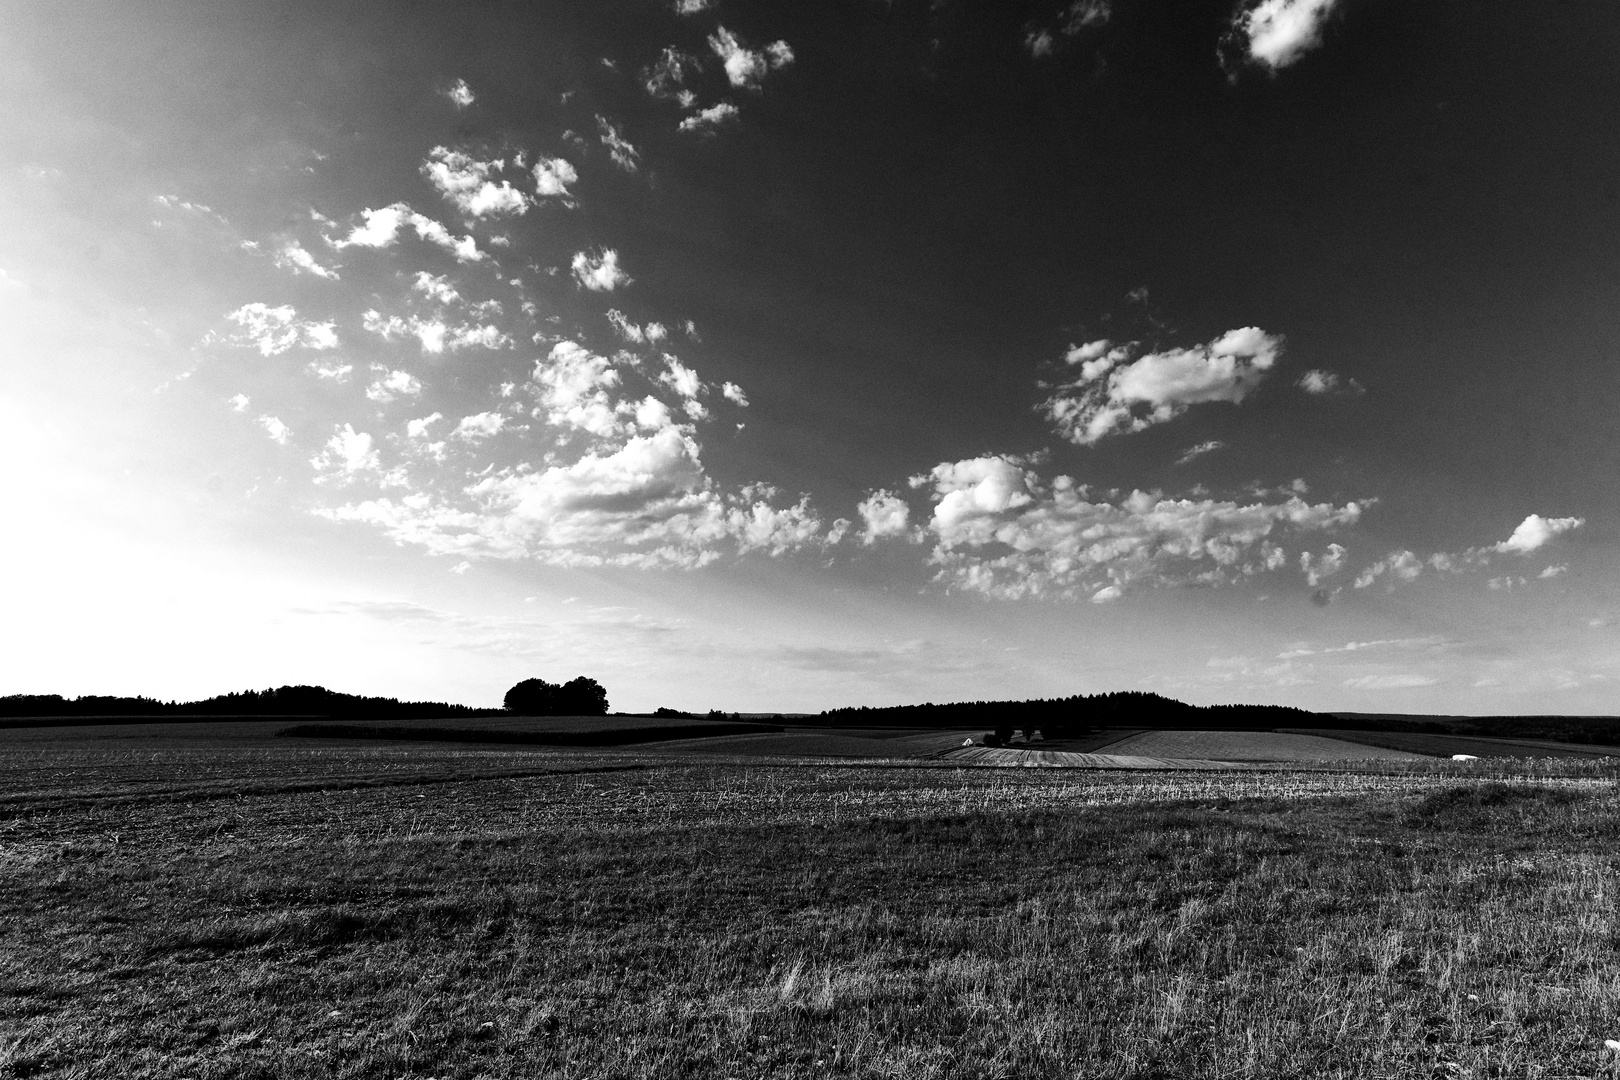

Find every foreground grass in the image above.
[3,752,1620,1078]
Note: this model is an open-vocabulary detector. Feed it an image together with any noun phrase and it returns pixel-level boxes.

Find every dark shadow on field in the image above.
[275,717,784,748]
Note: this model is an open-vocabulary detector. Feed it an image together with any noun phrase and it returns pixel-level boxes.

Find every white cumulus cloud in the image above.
[659,355,703,399]
[911,455,1359,600]
[1300,542,1346,586]
[1353,550,1426,590]
[222,303,338,355]
[422,148,529,218]
[1232,0,1342,71]
[532,157,579,199]
[1493,514,1584,555]
[708,27,794,90]
[533,341,624,438]
[312,424,380,477]
[365,368,423,403]
[572,249,631,292]
[1042,327,1283,445]
[406,412,443,439]
[455,412,506,442]
[857,490,912,545]
[330,203,483,262]
[412,272,460,306]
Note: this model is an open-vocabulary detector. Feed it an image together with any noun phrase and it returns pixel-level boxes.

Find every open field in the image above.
[1101,729,1430,762]
[7,725,1620,1078]
[1293,728,1620,760]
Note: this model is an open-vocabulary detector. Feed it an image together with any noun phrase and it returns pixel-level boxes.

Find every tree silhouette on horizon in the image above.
[503,676,609,716]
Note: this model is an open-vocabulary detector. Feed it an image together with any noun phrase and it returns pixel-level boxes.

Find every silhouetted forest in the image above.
[5,685,1618,743]
[0,686,501,724]
[814,691,1322,735]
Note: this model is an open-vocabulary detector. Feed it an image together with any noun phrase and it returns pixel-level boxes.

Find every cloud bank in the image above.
[910,455,1361,599]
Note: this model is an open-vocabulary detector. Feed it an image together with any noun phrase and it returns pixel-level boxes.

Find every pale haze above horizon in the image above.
[2,0,1616,714]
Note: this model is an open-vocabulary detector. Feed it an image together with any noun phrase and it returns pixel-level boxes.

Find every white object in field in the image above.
[1606,1038,1620,1053]
[963,738,974,747]
[1452,754,1479,761]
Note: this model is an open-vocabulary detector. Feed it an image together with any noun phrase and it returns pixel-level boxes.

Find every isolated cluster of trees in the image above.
[503,676,609,716]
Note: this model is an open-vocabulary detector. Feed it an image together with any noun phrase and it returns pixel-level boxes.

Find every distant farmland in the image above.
[1100,729,1428,762]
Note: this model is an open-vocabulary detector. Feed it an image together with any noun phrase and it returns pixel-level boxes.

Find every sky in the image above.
[2,0,1618,714]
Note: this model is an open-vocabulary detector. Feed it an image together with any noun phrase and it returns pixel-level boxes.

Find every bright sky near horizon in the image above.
[2,0,1617,714]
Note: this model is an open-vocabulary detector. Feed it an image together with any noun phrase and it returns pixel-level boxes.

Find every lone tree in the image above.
[504,676,610,716]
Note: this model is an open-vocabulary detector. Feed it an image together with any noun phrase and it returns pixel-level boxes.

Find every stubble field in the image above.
[4,724,1620,1079]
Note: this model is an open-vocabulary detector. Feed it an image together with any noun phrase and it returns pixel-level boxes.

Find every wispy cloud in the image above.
[679,102,740,133]
[1175,439,1225,465]
[596,116,640,173]
[443,78,475,109]
[272,241,339,279]
[645,47,700,106]
[1343,673,1439,690]
[1297,369,1363,395]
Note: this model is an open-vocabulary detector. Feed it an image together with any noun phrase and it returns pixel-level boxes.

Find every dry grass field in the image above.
[6,722,1620,1078]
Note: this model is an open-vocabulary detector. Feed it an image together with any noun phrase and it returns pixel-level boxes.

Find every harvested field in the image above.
[9,723,1620,1078]
[1292,728,1620,760]
[1102,728,1430,762]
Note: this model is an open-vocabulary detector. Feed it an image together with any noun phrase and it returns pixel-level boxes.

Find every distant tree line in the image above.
[814,691,1329,738]
[0,686,500,722]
